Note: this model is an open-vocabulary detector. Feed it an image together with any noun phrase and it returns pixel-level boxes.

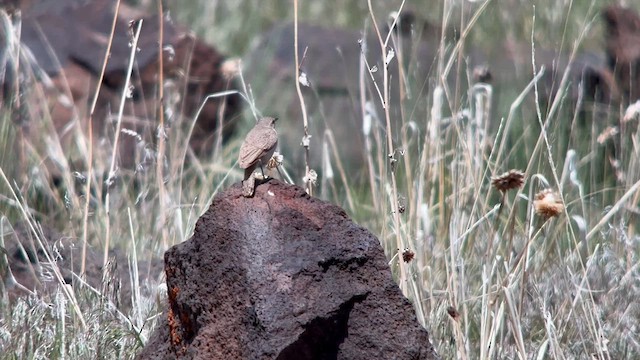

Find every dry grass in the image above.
[1,0,639,359]
[342,1,640,358]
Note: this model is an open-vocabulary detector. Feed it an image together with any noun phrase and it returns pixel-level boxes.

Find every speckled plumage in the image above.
[239,117,278,196]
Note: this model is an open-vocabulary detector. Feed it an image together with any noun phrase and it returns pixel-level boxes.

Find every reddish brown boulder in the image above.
[603,5,640,102]
[2,0,240,175]
[533,49,619,112]
[137,179,439,360]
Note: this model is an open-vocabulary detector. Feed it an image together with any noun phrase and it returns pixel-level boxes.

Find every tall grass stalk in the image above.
[81,0,122,277]
[293,0,313,195]
[104,19,144,271]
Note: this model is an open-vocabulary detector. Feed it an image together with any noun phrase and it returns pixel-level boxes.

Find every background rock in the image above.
[603,4,640,102]
[1,0,241,175]
[244,15,459,179]
[244,12,620,180]
[137,179,439,359]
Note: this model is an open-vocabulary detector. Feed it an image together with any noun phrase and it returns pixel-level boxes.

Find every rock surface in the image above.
[603,5,640,102]
[137,179,439,360]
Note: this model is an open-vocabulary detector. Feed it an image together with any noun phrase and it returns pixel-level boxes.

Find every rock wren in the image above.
[238,117,278,197]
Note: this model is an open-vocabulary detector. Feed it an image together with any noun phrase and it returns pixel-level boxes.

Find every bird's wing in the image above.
[256,129,278,151]
[238,127,277,168]
[239,142,264,169]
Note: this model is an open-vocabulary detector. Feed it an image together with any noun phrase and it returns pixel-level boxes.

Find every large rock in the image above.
[137,179,439,359]
[2,0,241,175]
[603,4,640,102]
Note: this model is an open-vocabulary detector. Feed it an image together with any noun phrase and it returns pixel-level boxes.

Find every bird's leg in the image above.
[242,175,256,197]
[242,165,257,197]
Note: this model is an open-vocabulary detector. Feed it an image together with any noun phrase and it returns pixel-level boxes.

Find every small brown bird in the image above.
[238,117,278,197]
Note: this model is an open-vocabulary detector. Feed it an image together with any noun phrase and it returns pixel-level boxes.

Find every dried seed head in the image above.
[447,306,460,321]
[302,169,318,186]
[597,126,619,144]
[221,58,241,80]
[397,196,406,214]
[533,189,564,219]
[267,152,283,169]
[401,248,415,263]
[623,100,640,122]
[491,169,525,192]
[473,65,492,83]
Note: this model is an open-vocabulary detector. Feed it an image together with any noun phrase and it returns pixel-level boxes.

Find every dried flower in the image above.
[597,126,619,144]
[163,45,175,62]
[298,72,310,87]
[447,306,460,321]
[401,248,415,263]
[301,134,312,148]
[302,169,317,186]
[473,65,492,83]
[397,196,406,214]
[533,189,564,219]
[491,170,525,192]
[623,100,640,123]
[221,58,241,80]
[267,152,283,169]
[385,48,395,65]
